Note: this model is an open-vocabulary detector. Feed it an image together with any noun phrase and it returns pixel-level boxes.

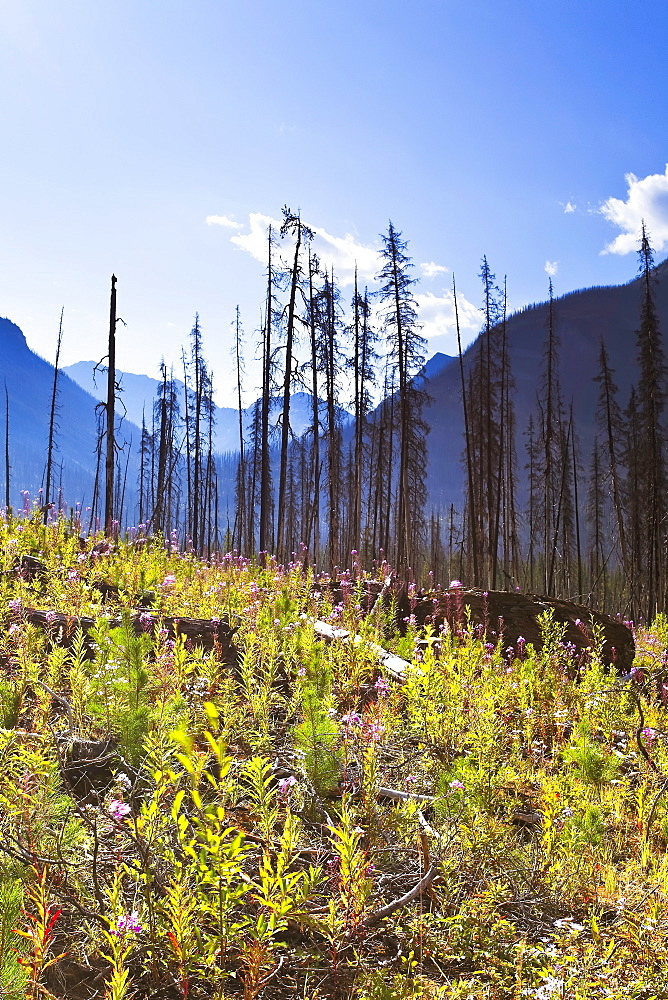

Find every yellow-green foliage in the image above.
[4,509,668,997]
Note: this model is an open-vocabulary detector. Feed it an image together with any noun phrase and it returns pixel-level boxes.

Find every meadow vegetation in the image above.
[3,506,668,998]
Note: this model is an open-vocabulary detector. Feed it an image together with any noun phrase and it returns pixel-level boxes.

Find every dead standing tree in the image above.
[276,208,314,562]
[44,307,64,522]
[4,381,10,510]
[377,222,428,574]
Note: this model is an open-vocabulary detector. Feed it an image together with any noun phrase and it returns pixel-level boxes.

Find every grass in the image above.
[2,504,668,998]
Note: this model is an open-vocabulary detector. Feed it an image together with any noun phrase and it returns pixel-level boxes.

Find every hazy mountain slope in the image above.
[0,317,140,508]
[423,258,668,509]
[63,362,243,453]
[63,363,353,453]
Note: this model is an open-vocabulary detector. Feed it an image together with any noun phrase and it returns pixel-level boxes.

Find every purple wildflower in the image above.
[364,721,385,742]
[108,799,131,821]
[374,677,390,697]
[112,911,142,935]
[277,775,298,797]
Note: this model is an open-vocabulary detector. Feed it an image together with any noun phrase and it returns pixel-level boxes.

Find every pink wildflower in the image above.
[278,776,298,797]
[108,799,131,821]
[112,911,142,935]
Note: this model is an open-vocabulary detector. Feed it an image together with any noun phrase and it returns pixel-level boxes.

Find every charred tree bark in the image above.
[104,275,117,536]
[44,307,64,523]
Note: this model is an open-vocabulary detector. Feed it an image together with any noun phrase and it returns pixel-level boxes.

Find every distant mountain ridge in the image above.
[62,362,353,454]
[0,316,142,509]
[3,257,668,520]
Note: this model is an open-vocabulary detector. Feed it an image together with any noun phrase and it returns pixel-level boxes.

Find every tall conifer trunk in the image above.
[308,251,320,563]
[104,275,117,536]
[259,226,274,557]
[44,307,64,522]
[277,213,304,560]
[4,382,9,511]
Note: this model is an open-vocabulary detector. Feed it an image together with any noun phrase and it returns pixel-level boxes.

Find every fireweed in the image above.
[3,518,668,996]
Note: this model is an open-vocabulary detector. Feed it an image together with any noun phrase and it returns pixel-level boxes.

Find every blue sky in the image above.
[1,0,667,405]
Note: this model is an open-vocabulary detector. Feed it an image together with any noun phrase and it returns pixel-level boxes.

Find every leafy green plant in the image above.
[14,864,66,1000]
[293,648,341,796]
[87,615,154,765]
[0,877,28,1000]
[326,799,373,941]
[562,732,619,794]
[0,679,23,729]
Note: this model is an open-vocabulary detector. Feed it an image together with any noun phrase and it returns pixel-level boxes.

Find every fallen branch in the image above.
[377,786,434,805]
[306,616,410,682]
[34,679,74,731]
[364,864,437,927]
[377,787,436,835]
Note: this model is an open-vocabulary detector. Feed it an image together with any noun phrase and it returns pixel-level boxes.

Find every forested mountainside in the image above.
[424,257,668,505]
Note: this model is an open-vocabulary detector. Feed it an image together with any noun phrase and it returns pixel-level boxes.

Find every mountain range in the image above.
[1,257,667,524]
[61,362,354,455]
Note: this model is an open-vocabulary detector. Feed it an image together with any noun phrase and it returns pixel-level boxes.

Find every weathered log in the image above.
[60,736,123,801]
[3,554,48,581]
[403,588,635,673]
[88,579,156,607]
[22,609,240,665]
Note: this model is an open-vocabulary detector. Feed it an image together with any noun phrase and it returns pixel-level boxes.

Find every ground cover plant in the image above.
[3,507,668,998]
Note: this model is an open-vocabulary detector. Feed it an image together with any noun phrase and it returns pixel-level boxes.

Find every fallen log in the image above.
[403,588,635,673]
[21,609,240,665]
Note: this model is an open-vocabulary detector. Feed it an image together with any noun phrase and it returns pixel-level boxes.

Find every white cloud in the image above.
[544,260,558,276]
[420,261,449,278]
[416,291,482,345]
[564,201,576,214]
[229,211,279,262]
[206,214,244,229]
[310,227,379,285]
[600,165,668,254]
[228,212,380,286]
